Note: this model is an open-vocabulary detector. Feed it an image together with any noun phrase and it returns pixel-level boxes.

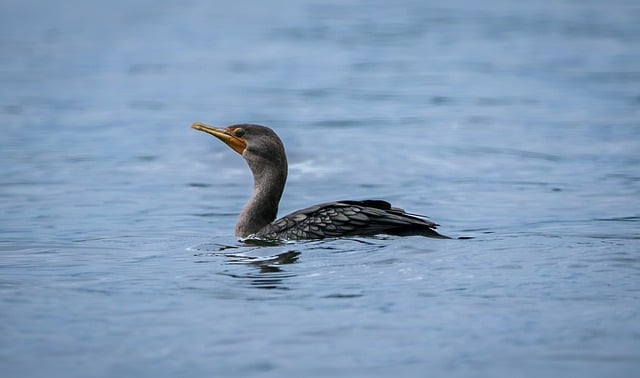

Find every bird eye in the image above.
[234,128,245,138]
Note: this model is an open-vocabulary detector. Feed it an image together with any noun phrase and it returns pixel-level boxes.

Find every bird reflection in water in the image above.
[222,250,300,290]
[192,242,300,290]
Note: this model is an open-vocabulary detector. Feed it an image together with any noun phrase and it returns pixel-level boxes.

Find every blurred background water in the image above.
[1,0,639,377]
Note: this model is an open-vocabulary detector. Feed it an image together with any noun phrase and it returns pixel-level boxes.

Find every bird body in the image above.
[191,123,449,240]
[255,200,447,239]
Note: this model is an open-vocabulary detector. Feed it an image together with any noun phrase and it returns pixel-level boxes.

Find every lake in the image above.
[1,0,639,377]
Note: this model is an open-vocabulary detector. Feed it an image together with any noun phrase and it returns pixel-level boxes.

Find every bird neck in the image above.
[236,161,287,237]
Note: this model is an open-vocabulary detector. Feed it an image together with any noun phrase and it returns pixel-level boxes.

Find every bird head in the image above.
[191,122,287,174]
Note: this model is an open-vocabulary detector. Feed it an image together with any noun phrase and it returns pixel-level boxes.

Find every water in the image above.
[1,0,639,377]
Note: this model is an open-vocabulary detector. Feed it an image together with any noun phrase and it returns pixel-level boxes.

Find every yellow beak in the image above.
[191,122,247,155]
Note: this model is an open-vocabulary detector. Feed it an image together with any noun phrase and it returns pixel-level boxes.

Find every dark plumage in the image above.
[191,123,449,240]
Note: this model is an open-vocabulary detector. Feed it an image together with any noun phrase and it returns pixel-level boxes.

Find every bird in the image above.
[191,122,450,240]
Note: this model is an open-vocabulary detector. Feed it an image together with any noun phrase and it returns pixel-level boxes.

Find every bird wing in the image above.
[254,200,445,240]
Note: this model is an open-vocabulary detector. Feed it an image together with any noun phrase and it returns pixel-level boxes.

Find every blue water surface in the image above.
[1,0,639,377]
